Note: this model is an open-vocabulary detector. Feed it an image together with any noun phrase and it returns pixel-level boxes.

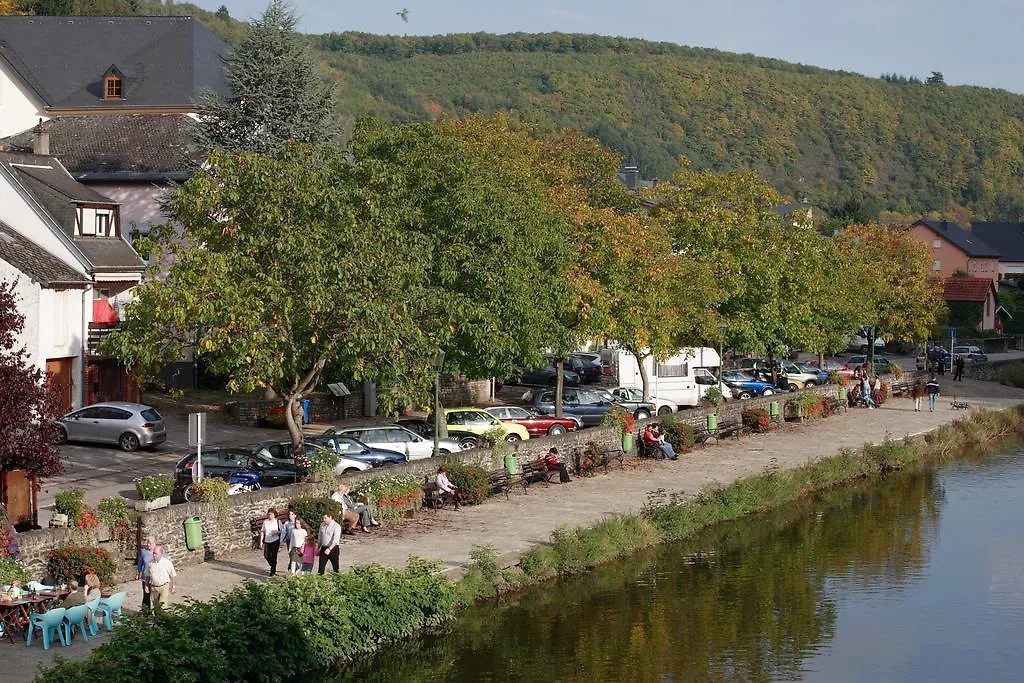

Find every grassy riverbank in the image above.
[36,407,1024,682]
[456,406,1024,603]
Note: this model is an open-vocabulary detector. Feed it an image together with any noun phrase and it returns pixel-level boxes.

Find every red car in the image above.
[485,406,582,437]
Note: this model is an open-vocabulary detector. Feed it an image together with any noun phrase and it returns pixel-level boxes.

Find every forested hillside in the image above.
[8,1,1024,220]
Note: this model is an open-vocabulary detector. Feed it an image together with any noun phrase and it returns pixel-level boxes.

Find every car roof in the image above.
[81,401,153,410]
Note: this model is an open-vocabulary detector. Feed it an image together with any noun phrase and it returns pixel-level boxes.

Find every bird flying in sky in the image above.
[397,8,408,22]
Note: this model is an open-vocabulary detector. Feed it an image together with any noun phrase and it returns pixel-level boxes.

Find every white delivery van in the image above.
[615,347,727,408]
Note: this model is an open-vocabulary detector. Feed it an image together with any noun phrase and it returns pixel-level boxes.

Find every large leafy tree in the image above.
[192,0,337,154]
[0,281,63,479]
[104,144,430,451]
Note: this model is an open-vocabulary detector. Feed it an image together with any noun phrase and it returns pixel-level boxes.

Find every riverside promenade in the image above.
[9,377,1024,681]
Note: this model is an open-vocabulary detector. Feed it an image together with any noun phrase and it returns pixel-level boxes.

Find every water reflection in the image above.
[324,456,964,683]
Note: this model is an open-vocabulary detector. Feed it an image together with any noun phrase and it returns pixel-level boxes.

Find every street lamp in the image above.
[430,349,445,460]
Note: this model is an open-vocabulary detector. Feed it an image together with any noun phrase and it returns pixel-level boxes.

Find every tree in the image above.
[215,4,229,20]
[926,71,945,86]
[192,0,337,154]
[0,281,64,479]
[103,144,431,453]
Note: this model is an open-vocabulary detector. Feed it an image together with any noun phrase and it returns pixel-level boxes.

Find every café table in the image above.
[0,590,71,644]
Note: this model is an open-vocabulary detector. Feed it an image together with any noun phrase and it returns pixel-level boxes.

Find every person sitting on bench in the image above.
[642,424,677,460]
[436,466,461,510]
[544,447,571,483]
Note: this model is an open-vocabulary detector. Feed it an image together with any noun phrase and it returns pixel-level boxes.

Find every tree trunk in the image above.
[768,351,777,385]
[554,358,564,418]
[435,372,448,439]
[867,327,877,378]
[631,348,651,400]
[283,394,303,457]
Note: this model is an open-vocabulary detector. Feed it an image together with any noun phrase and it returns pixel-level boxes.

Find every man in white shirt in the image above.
[317,513,342,574]
[144,545,177,608]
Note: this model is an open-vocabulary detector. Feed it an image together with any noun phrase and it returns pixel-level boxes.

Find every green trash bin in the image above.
[622,433,634,453]
[184,516,203,551]
[504,453,517,476]
[838,387,847,403]
[770,401,780,419]
[707,413,718,432]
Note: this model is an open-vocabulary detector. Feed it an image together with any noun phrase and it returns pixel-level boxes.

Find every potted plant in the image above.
[601,406,637,452]
[133,475,175,511]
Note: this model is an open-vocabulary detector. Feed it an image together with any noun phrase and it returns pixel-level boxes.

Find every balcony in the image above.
[87,322,120,355]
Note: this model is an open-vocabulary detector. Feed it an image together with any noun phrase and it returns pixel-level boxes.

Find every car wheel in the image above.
[788,383,799,392]
[738,391,753,400]
[439,448,453,456]
[505,433,522,443]
[119,432,140,452]
[657,405,673,416]
[804,380,817,388]
[459,437,480,449]
[55,426,68,445]
[762,388,775,396]
[547,424,567,436]
[181,484,196,503]
[635,409,651,420]
[341,468,359,476]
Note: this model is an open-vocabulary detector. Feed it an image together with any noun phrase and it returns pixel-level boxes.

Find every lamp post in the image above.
[430,349,445,460]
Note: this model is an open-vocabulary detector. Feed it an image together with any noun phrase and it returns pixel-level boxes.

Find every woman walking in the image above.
[259,508,283,576]
[287,519,308,574]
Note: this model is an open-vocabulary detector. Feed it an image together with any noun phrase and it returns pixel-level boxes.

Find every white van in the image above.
[615,347,728,408]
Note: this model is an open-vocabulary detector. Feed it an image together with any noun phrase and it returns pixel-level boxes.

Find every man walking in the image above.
[144,545,177,608]
[135,536,155,608]
[317,512,342,575]
[926,375,941,412]
[953,354,965,382]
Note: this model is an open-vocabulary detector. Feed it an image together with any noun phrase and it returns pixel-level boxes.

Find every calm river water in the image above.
[333,447,1024,682]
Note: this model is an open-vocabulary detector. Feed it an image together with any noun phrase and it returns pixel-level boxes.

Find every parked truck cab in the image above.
[614,347,728,408]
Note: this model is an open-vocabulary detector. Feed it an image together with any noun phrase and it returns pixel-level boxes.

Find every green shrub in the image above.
[353,474,423,523]
[37,558,457,683]
[444,462,489,504]
[998,362,1024,388]
[0,557,30,585]
[741,408,772,432]
[290,497,344,529]
[96,496,131,526]
[53,489,84,522]
[660,422,695,452]
[134,475,175,501]
[46,546,116,585]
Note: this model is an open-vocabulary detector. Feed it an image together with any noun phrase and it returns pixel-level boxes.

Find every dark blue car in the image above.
[296,435,407,467]
[722,370,777,399]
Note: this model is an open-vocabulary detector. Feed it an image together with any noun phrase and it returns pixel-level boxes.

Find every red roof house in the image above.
[943,276,998,331]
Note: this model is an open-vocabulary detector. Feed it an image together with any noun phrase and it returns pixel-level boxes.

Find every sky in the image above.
[192,0,1024,93]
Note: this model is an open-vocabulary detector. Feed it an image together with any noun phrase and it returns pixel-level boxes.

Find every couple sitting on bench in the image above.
[641,423,677,460]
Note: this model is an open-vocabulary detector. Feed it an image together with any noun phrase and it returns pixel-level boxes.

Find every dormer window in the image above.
[105,76,122,99]
[76,206,117,238]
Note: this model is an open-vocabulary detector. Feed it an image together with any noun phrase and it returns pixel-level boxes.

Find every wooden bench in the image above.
[521,459,560,486]
[487,467,525,498]
[249,509,291,550]
[599,448,626,471]
[697,417,744,447]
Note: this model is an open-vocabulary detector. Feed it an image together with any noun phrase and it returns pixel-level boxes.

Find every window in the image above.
[932,240,941,248]
[933,260,941,271]
[655,362,689,378]
[105,76,122,99]
[95,213,110,237]
[980,263,988,272]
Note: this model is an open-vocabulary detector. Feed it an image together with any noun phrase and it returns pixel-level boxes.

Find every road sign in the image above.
[949,327,957,339]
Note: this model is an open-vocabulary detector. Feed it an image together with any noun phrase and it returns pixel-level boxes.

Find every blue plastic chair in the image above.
[63,604,90,643]
[84,595,101,636]
[93,591,126,632]
[26,607,67,650]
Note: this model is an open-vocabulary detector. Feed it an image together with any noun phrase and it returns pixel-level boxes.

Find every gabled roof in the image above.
[0,220,89,287]
[943,276,997,303]
[0,16,228,109]
[971,222,1024,263]
[913,218,1001,258]
[1,114,196,177]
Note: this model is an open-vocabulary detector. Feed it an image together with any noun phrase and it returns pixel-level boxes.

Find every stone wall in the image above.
[228,391,365,426]
[439,376,492,406]
[962,358,1021,382]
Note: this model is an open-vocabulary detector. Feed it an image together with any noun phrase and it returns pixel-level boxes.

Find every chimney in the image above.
[33,119,49,156]
[622,165,640,190]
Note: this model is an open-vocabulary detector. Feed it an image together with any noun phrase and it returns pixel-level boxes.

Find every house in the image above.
[970,222,1024,283]
[0,15,229,234]
[0,149,146,411]
[911,219,1000,284]
[943,276,999,332]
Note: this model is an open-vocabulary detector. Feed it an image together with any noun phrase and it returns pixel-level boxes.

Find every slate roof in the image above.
[1,114,196,176]
[943,276,996,303]
[971,222,1024,263]
[0,16,228,109]
[0,220,89,287]
[914,218,1001,258]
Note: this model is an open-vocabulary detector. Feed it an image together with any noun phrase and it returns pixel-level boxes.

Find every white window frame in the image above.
[932,240,941,248]
[933,260,941,271]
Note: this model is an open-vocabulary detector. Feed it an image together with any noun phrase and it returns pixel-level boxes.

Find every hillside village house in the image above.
[911,218,1000,285]
[943,276,999,332]
[0,150,145,412]
[971,222,1024,283]
[0,15,228,236]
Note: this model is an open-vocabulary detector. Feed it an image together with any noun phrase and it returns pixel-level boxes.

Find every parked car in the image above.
[571,351,613,376]
[302,435,407,467]
[721,370,777,399]
[591,388,656,419]
[485,406,581,437]
[844,326,887,353]
[326,424,464,460]
[608,386,678,416]
[252,441,374,476]
[739,360,822,390]
[794,364,830,385]
[393,418,483,450]
[56,401,166,452]
[565,355,603,383]
[952,345,988,364]
[439,408,531,442]
[510,364,581,387]
[531,387,620,426]
[846,355,897,374]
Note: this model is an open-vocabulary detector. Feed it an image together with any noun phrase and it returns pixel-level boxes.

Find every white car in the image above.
[324,424,462,460]
[609,386,679,416]
[333,454,372,477]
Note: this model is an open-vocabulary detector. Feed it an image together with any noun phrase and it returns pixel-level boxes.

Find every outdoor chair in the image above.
[63,604,91,643]
[26,607,67,650]
[93,591,126,632]
[85,595,101,636]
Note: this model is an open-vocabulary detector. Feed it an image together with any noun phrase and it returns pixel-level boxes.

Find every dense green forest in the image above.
[12,1,1024,220]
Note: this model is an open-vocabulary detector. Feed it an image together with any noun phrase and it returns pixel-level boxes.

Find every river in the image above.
[330,446,1024,682]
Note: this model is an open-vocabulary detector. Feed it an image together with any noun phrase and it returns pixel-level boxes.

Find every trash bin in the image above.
[622,433,634,453]
[838,387,847,404]
[184,516,203,551]
[769,401,780,419]
[504,453,517,476]
[300,399,312,425]
[706,413,718,432]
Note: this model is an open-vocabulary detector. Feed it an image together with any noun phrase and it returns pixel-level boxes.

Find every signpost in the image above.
[949,327,957,364]
[188,412,207,483]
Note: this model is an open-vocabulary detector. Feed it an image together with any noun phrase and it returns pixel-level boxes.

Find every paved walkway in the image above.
[8,377,1024,680]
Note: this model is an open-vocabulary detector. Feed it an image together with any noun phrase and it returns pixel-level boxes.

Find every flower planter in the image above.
[134,496,171,512]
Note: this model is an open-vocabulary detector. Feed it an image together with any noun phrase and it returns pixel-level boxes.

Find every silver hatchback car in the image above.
[57,402,167,452]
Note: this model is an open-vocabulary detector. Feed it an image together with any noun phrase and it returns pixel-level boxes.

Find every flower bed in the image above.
[353,474,424,523]
[445,463,489,504]
[134,475,175,501]
[741,408,772,433]
[601,406,636,436]
[46,546,116,585]
[576,441,604,477]
[660,423,695,453]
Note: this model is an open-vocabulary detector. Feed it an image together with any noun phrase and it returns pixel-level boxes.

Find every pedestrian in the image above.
[282,509,297,555]
[259,508,284,577]
[926,375,941,412]
[937,349,946,376]
[953,354,965,382]
[135,535,155,608]
[317,512,342,575]
[144,545,177,608]
[544,447,571,482]
[911,379,926,411]
[300,534,317,574]
[287,519,308,575]
[860,375,876,408]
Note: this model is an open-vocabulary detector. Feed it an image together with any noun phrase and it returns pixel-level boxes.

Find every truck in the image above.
[844,326,886,353]
[614,347,728,408]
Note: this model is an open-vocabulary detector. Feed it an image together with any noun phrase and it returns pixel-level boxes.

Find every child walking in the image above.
[288,519,308,575]
[300,534,317,574]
